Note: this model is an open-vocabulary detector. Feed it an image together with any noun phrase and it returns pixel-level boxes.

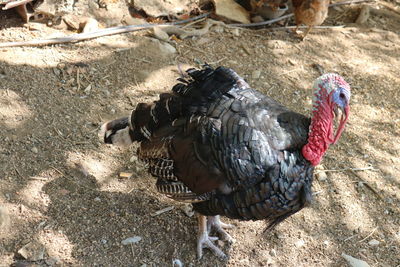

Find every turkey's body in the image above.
[102,66,316,258]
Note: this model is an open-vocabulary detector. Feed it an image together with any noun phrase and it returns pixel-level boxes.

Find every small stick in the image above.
[312,190,324,196]
[0,13,210,48]
[76,68,80,91]
[51,166,64,175]
[358,227,378,242]
[208,57,227,65]
[14,165,24,178]
[29,176,48,181]
[130,243,135,258]
[344,234,358,241]
[180,43,207,54]
[314,166,378,173]
[151,206,174,217]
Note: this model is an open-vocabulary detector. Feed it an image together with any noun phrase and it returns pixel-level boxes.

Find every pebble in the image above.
[82,18,99,33]
[368,239,380,246]
[172,259,183,267]
[181,203,194,217]
[121,236,142,245]
[342,253,370,267]
[0,207,10,228]
[153,27,170,41]
[231,28,240,37]
[295,239,305,247]
[94,197,101,202]
[269,249,277,257]
[84,84,92,95]
[159,42,176,54]
[31,147,39,154]
[18,241,46,261]
[251,15,264,23]
[130,155,138,162]
[252,70,261,79]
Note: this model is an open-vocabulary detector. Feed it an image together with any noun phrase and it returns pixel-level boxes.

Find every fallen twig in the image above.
[29,176,48,181]
[0,13,210,48]
[314,166,378,173]
[151,206,174,217]
[344,234,358,241]
[14,165,24,179]
[358,227,378,242]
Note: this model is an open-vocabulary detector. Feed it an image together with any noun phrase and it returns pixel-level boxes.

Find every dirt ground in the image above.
[0,1,399,266]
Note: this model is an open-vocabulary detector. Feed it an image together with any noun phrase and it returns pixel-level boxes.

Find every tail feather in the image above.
[100,65,249,146]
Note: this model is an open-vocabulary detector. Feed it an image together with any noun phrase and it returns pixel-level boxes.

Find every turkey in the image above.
[100,65,351,259]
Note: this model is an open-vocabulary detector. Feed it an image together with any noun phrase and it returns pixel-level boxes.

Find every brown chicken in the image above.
[292,0,330,40]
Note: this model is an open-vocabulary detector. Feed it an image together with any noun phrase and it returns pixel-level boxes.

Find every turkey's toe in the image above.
[197,232,227,260]
[207,215,235,243]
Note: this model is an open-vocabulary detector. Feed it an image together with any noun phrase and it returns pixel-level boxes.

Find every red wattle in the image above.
[302,89,334,166]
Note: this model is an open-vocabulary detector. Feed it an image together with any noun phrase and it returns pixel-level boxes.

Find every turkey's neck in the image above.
[302,89,334,166]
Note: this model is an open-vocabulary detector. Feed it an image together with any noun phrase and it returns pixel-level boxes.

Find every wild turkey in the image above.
[100,65,351,259]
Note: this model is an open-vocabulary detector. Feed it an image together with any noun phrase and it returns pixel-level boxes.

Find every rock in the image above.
[82,18,99,33]
[130,0,195,18]
[269,249,277,257]
[121,236,142,245]
[252,70,261,79]
[159,41,176,55]
[122,17,147,26]
[0,207,10,229]
[231,28,240,37]
[315,165,328,181]
[153,27,170,41]
[63,14,81,30]
[368,239,380,246]
[31,147,39,154]
[17,241,46,261]
[130,155,138,162]
[342,253,370,267]
[295,239,305,247]
[181,203,194,217]
[84,84,92,95]
[212,0,251,24]
[251,15,264,23]
[172,259,183,267]
[45,257,60,266]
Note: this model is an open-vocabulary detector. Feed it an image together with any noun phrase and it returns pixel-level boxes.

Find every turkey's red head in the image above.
[302,73,351,166]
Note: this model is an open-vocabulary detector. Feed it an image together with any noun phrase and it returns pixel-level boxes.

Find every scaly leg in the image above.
[301,26,313,40]
[196,215,227,260]
[207,215,235,243]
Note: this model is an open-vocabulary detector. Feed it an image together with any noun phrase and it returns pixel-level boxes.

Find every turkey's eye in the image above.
[339,93,345,99]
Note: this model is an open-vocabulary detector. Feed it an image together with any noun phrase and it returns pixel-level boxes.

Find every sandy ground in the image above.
[0,2,399,266]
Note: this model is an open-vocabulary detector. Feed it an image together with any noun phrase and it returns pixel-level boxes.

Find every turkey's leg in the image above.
[207,215,234,243]
[196,214,226,260]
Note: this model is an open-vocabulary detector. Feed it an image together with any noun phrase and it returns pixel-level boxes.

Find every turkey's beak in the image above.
[332,105,350,144]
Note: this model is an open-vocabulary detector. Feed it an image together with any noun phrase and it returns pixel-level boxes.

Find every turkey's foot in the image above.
[197,215,227,260]
[207,215,234,244]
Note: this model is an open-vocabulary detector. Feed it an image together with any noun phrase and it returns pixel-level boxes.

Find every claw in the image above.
[197,231,227,260]
[207,215,235,244]
[197,215,229,260]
